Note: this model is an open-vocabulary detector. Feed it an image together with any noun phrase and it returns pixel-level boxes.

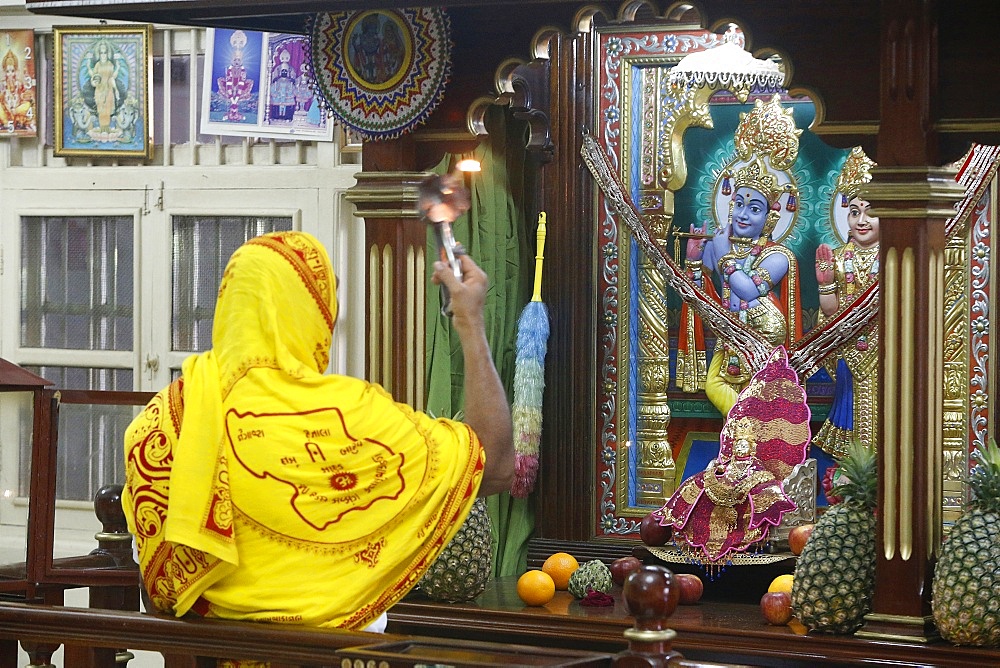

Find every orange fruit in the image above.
[542,552,579,590]
[768,573,794,594]
[517,569,556,606]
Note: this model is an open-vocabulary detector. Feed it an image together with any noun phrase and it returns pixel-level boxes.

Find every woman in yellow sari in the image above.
[122,231,513,633]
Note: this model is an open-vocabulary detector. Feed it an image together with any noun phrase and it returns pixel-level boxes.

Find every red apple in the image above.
[788,523,815,556]
[639,512,672,547]
[675,573,704,605]
[760,591,793,625]
[609,556,643,586]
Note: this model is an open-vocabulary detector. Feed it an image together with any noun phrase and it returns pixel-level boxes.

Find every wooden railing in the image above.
[0,384,703,667]
[0,477,723,667]
[0,481,630,667]
[0,602,624,667]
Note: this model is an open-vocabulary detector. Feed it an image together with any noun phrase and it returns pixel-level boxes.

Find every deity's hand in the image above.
[686,223,706,261]
[713,223,731,248]
[815,244,835,286]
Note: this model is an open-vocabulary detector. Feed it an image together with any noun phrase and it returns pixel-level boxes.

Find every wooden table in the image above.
[388,576,1000,667]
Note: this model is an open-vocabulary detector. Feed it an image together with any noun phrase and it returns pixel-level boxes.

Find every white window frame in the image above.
[1,166,364,548]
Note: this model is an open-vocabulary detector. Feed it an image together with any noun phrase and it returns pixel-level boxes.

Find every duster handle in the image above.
[531,212,547,302]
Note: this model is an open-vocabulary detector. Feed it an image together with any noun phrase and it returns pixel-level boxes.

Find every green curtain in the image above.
[424,105,537,576]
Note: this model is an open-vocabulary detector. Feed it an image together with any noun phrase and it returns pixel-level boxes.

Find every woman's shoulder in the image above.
[125,377,185,446]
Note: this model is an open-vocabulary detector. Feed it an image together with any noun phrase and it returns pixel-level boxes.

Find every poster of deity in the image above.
[0,29,37,138]
[201,29,333,140]
[53,25,152,158]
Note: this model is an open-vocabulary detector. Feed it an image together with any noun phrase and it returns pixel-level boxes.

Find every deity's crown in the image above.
[723,94,801,211]
[835,146,876,203]
[732,155,794,206]
[733,94,801,171]
[2,50,17,71]
[230,30,248,49]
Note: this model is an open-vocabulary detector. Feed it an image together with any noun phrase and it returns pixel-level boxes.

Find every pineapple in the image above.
[417,498,494,602]
[932,439,1000,646]
[791,439,877,634]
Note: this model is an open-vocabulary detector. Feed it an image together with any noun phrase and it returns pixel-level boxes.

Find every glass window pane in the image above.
[20,216,134,351]
[0,391,32,570]
[18,366,134,502]
[171,215,292,352]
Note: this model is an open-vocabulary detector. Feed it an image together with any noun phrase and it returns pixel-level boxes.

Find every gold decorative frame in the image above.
[590,20,1000,538]
[942,146,1000,524]
[54,24,152,159]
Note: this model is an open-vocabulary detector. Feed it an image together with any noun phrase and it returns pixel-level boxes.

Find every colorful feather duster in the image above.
[510,212,550,498]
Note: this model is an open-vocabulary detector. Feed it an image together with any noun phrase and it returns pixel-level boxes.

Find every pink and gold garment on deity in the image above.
[656,346,811,564]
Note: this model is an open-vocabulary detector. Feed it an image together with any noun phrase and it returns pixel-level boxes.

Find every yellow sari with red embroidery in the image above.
[122,231,483,631]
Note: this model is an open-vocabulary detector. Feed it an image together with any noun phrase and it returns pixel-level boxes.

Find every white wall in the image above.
[2,5,367,665]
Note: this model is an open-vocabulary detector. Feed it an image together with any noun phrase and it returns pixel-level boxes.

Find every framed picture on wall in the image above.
[53,25,152,158]
[200,28,334,141]
[1,29,38,138]
[338,125,363,153]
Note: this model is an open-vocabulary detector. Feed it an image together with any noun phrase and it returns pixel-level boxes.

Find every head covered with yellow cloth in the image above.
[123,231,484,630]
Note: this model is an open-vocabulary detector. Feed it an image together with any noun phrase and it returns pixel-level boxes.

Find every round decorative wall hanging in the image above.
[308,8,452,141]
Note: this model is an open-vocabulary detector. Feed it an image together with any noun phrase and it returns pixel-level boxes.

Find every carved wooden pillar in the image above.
[62,484,140,665]
[858,165,963,642]
[345,137,428,410]
[858,0,964,642]
[527,25,597,541]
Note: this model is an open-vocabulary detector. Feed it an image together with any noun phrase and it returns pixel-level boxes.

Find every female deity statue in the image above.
[654,347,811,564]
[82,40,125,134]
[678,95,802,417]
[812,147,879,456]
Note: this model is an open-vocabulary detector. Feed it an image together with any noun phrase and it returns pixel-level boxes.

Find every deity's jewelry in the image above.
[850,245,878,269]
[720,235,766,275]
[843,242,878,295]
[818,282,837,295]
[816,260,832,271]
[753,266,772,289]
[704,465,771,509]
